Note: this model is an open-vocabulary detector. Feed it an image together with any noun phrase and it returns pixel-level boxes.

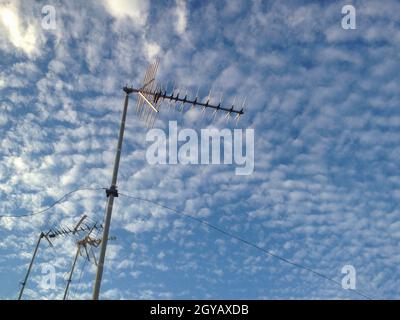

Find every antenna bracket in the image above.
[106,186,118,198]
[123,86,134,94]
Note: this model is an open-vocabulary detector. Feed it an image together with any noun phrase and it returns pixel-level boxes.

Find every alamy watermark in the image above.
[341,264,356,290]
[40,263,56,290]
[41,5,56,30]
[145,121,254,175]
[341,5,356,30]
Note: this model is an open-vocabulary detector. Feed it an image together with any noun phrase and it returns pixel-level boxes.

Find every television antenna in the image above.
[92,58,245,299]
[18,215,103,300]
[63,223,115,300]
[128,59,244,127]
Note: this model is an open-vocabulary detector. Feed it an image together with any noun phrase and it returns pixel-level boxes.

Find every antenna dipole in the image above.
[92,59,245,300]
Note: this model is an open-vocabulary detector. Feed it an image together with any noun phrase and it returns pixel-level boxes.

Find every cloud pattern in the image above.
[0,0,399,299]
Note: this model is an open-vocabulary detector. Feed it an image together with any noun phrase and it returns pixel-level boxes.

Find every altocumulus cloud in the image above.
[0,0,399,300]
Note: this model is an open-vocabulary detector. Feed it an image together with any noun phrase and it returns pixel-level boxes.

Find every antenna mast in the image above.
[18,232,47,300]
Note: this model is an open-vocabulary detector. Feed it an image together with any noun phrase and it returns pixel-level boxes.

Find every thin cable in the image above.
[0,187,105,219]
[68,251,87,300]
[67,241,92,299]
[119,192,373,300]
[70,221,103,300]
[76,257,89,299]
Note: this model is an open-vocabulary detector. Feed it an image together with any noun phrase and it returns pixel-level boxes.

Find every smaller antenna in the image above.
[18,215,97,300]
[63,230,115,300]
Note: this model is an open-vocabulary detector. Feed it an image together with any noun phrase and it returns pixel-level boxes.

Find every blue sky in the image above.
[0,0,399,299]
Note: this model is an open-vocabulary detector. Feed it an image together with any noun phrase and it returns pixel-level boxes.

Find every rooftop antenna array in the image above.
[18,216,103,300]
[93,58,245,299]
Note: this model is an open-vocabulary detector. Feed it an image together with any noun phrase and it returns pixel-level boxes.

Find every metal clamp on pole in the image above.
[105,185,118,198]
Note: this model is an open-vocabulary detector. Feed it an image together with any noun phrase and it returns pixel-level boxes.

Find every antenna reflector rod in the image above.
[138,92,159,113]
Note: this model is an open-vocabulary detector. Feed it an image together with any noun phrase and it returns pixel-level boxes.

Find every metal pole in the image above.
[92,92,130,299]
[63,244,81,300]
[18,232,43,300]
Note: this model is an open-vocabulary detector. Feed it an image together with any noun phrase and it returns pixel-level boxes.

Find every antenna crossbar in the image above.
[124,87,244,115]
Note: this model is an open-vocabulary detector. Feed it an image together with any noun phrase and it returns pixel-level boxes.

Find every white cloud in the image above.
[174,0,187,35]
[102,0,149,27]
[142,40,161,61]
[0,2,39,56]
